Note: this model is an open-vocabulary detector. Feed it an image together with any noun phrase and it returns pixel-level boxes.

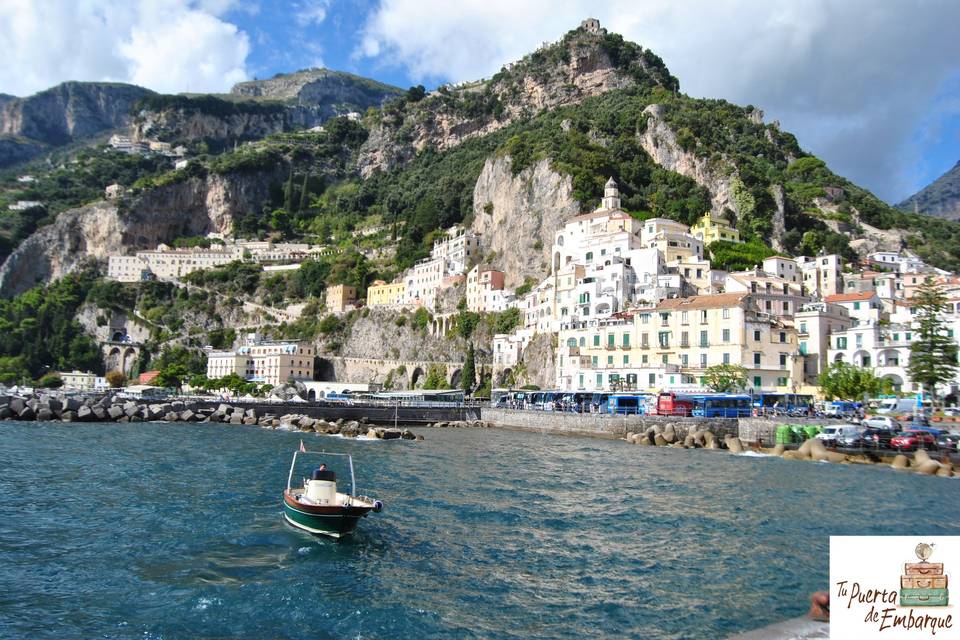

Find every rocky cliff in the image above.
[0,82,153,167]
[0,168,282,296]
[638,103,737,216]
[232,68,402,110]
[471,156,579,288]
[337,308,467,363]
[897,159,960,221]
[357,26,677,177]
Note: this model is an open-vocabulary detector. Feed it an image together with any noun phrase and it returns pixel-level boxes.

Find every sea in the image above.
[0,420,957,639]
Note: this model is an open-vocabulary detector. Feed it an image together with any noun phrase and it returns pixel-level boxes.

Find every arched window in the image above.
[579,337,585,347]
[567,338,577,347]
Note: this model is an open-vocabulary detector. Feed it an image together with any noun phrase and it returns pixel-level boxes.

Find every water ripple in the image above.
[0,421,957,639]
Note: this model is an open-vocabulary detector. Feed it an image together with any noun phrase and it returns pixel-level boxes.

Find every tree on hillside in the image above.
[423,364,450,390]
[157,363,190,391]
[908,278,959,403]
[461,343,476,393]
[818,362,890,401]
[37,373,63,388]
[704,364,748,393]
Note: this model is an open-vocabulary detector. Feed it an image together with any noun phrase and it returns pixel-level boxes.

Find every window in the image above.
[607,355,614,365]
[855,334,862,348]
[579,337,585,347]
[699,330,708,347]
[567,338,577,348]
[754,329,761,341]
[593,335,600,347]
[754,353,761,365]
[608,334,615,347]
[700,354,707,367]
[641,333,649,348]
[722,308,730,319]
[723,353,730,364]
[783,301,790,313]
[623,355,629,365]
[800,323,807,334]
[586,251,593,262]
[641,313,650,324]
[648,373,656,385]
[906,332,912,341]
[596,373,603,387]
[779,353,787,366]
[662,354,669,364]
[853,302,860,310]
[642,355,649,364]
[799,341,807,355]
[837,337,847,349]
[765,300,772,311]
[700,310,708,323]
[681,354,688,365]
[779,331,786,343]
[658,331,670,348]
[777,377,788,386]
[681,311,689,325]
[753,376,762,388]
[722,328,730,342]
[622,333,630,347]
[660,313,670,326]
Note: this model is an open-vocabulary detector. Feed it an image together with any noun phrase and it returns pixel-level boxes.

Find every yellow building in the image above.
[555,293,802,392]
[690,212,741,244]
[366,280,406,307]
[325,284,357,314]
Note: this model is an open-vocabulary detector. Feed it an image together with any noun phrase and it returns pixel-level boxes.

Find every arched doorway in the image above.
[410,366,424,388]
[449,368,462,389]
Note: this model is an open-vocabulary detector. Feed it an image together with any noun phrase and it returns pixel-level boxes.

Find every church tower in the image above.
[601,177,621,211]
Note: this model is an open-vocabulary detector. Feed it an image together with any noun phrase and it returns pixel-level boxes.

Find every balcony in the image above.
[680,340,690,348]
[605,344,617,350]
[567,347,580,356]
[619,344,632,350]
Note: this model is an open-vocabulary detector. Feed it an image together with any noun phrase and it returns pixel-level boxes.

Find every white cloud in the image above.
[294,0,329,27]
[358,0,960,201]
[0,0,251,95]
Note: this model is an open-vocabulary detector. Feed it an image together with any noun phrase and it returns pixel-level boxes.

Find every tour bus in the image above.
[752,392,814,414]
[691,394,752,418]
[657,392,697,416]
[607,393,656,415]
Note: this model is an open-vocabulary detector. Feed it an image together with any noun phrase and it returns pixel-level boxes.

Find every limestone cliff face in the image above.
[231,68,402,110]
[358,28,677,177]
[519,333,556,389]
[471,156,580,288]
[0,169,281,296]
[0,82,153,167]
[336,308,466,363]
[638,104,736,215]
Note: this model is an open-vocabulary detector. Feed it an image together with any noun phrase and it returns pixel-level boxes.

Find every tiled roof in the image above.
[654,293,749,310]
[824,292,877,302]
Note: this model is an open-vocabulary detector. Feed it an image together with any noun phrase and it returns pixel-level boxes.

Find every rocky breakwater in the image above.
[624,423,734,449]
[0,393,422,441]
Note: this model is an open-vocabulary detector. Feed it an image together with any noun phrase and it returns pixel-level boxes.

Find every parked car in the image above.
[890,430,938,451]
[943,407,960,417]
[862,415,901,430]
[858,427,901,449]
[935,432,960,452]
[817,425,861,447]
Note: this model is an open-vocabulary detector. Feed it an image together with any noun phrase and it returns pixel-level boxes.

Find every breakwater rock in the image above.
[0,393,422,441]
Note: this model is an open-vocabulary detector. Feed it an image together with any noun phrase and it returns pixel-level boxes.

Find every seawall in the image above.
[482,408,738,439]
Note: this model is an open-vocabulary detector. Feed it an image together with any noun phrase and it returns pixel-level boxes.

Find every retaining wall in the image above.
[481,408,737,439]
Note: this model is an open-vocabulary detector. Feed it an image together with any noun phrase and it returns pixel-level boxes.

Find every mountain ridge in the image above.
[897,159,960,220]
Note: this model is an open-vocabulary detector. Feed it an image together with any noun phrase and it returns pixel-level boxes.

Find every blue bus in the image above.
[692,394,752,418]
[607,393,656,415]
[752,393,813,413]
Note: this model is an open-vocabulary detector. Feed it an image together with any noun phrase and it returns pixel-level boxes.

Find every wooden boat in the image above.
[282,450,382,539]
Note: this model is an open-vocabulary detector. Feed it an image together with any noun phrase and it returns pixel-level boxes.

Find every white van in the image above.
[816,425,862,447]
[876,397,923,415]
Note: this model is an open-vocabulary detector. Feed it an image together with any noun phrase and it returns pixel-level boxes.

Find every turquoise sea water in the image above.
[0,421,957,639]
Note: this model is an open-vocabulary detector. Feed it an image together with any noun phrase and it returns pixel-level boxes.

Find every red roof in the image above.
[824,292,877,303]
[138,370,161,384]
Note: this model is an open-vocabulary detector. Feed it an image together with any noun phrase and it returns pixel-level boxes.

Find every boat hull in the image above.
[282,493,372,539]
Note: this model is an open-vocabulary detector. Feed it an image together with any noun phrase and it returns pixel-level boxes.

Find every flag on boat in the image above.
[299,440,306,452]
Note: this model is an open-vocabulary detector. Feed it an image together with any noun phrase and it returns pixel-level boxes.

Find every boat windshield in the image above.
[287,450,356,496]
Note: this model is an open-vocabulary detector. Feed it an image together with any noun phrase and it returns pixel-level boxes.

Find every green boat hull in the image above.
[282,501,365,539]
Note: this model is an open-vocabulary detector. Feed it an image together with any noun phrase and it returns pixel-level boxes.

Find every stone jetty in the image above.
[0,392,421,441]
[625,422,955,478]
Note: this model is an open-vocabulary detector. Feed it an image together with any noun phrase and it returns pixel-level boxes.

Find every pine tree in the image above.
[283,165,295,213]
[908,278,959,403]
[298,173,310,213]
[461,342,476,393]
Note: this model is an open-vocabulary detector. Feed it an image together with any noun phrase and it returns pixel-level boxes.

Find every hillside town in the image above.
[94,177,960,402]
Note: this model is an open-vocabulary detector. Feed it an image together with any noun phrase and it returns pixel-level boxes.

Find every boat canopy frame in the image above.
[287,450,356,497]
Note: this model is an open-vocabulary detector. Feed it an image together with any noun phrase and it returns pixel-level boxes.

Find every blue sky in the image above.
[1,0,958,204]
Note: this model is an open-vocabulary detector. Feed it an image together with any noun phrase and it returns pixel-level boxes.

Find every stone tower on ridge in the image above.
[580,18,603,34]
